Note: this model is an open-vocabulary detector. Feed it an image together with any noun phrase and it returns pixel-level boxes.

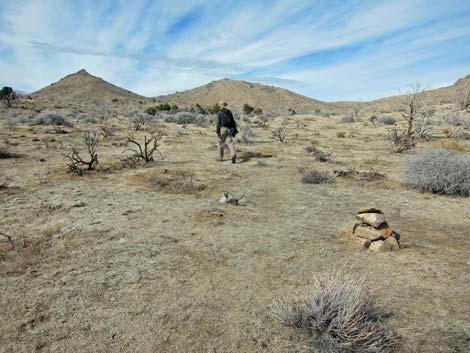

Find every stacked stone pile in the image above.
[344,208,401,252]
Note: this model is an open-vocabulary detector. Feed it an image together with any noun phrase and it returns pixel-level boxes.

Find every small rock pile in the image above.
[343,208,401,252]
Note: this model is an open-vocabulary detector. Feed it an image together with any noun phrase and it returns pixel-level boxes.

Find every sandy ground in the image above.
[1,112,470,353]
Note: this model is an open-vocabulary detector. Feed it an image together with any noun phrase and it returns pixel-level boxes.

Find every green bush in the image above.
[254,107,263,114]
[208,103,220,114]
[171,104,179,113]
[243,103,254,114]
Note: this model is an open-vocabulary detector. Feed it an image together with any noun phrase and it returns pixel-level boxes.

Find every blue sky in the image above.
[0,0,469,101]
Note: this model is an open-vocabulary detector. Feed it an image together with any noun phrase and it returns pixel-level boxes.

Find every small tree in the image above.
[64,132,100,175]
[171,104,179,113]
[125,132,161,163]
[387,83,426,153]
[1,86,18,107]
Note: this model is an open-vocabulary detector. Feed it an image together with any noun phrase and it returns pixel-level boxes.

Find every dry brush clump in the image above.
[402,148,470,196]
[271,126,288,143]
[0,145,16,159]
[124,132,161,163]
[64,132,100,175]
[270,272,399,353]
[298,166,334,184]
[32,110,72,127]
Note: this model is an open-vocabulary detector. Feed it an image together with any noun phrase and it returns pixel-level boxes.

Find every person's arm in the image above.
[216,112,221,138]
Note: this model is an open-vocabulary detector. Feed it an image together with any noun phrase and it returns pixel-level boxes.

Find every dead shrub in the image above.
[64,132,100,175]
[270,272,399,353]
[124,132,161,163]
[271,126,287,143]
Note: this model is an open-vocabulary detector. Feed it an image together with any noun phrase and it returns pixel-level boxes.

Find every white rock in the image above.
[354,225,383,241]
[356,213,386,228]
[369,240,392,252]
[384,236,400,250]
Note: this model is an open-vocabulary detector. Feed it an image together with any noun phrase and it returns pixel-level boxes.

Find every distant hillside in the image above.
[155,78,328,113]
[335,74,470,113]
[31,69,145,103]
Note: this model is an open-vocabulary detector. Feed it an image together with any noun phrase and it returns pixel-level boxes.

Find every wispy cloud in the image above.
[0,0,469,100]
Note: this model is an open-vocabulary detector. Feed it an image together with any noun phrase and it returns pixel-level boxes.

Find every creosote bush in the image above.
[270,272,399,353]
[341,115,354,123]
[402,148,470,196]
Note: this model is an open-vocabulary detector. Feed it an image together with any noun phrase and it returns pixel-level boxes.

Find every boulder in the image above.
[384,236,400,250]
[354,225,383,241]
[369,240,392,252]
[356,212,386,228]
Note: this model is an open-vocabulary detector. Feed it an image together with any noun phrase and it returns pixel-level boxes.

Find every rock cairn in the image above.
[343,208,401,252]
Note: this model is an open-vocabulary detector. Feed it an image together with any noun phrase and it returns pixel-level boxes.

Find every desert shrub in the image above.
[402,148,470,196]
[341,115,354,123]
[76,113,98,124]
[377,116,396,125]
[237,125,256,144]
[386,127,415,153]
[144,106,157,116]
[254,107,263,114]
[271,272,398,353]
[208,103,220,114]
[196,114,209,127]
[163,112,197,124]
[64,132,100,175]
[145,103,171,115]
[32,110,72,126]
[443,112,470,129]
[299,167,334,184]
[243,103,254,114]
[0,145,15,159]
[124,132,161,163]
[336,131,346,138]
[305,146,330,162]
[271,126,287,143]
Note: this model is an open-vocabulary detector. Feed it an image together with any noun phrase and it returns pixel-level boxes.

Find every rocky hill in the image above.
[31,69,145,103]
[155,78,328,113]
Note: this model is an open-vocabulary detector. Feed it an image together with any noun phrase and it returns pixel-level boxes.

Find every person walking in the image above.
[215,101,238,163]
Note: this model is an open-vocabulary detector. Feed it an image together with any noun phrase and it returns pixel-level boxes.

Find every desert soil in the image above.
[1,112,470,353]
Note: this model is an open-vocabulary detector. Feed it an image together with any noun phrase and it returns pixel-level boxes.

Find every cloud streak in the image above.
[1,0,469,100]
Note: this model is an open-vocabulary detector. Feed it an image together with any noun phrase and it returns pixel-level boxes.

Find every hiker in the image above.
[216,101,238,163]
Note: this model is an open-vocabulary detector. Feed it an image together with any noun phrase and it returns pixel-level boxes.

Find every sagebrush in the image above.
[402,148,470,196]
[271,272,399,353]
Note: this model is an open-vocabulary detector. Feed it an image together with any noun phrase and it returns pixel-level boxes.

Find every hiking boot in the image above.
[231,156,236,164]
[216,157,223,162]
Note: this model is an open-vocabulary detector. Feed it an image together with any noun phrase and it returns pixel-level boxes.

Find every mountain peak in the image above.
[32,69,143,101]
[454,74,470,86]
